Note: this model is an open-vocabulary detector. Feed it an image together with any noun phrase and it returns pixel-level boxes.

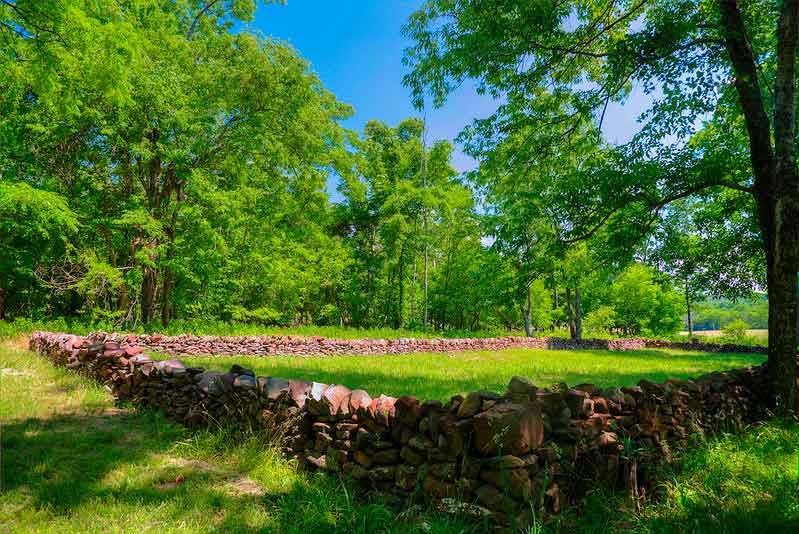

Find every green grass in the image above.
[2,338,797,533]
[159,348,766,402]
[0,338,476,533]
[565,420,799,533]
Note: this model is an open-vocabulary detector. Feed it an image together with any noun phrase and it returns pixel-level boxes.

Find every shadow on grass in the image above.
[1,407,475,533]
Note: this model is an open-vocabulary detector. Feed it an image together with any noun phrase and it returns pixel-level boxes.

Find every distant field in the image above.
[680,329,768,339]
[163,347,765,402]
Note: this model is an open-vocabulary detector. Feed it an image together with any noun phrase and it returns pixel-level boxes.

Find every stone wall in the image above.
[109,332,766,357]
[29,331,780,528]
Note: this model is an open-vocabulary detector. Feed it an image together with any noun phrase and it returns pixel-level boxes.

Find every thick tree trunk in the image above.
[764,202,799,415]
[141,260,157,325]
[720,0,799,416]
[397,248,405,329]
[161,221,177,329]
[423,243,429,330]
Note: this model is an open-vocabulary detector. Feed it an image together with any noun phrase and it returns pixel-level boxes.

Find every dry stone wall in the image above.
[30,331,781,528]
[116,332,766,357]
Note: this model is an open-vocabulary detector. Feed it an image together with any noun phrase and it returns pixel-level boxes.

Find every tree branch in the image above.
[187,0,221,40]
[718,0,774,189]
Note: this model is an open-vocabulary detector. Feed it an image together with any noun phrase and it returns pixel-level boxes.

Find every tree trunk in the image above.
[566,286,575,339]
[764,200,799,415]
[423,242,429,330]
[141,242,157,325]
[574,284,582,341]
[161,264,174,329]
[523,283,533,337]
[397,246,405,329]
[160,209,178,329]
[720,0,799,416]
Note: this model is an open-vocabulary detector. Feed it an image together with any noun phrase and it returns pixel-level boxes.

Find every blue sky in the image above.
[246,1,651,193]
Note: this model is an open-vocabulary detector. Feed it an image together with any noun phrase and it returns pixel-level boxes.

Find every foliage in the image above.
[611,264,684,337]
[693,296,768,331]
[721,319,753,343]
[0,0,767,344]
[403,0,799,412]
[584,305,616,335]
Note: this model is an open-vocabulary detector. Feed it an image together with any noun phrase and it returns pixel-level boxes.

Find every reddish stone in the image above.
[480,467,532,499]
[507,376,537,401]
[422,474,456,498]
[322,384,352,416]
[372,448,400,465]
[370,395,396,426]
[395,464,418,490]
[288,380,313,408]
[476,484,516,512]
[400,446,425,466]
[124,345,143,356]
[349,389,372,414]
[369,466,396,481]
[325,447,347,472]
[348,464,370,480]
[473,402,545,456]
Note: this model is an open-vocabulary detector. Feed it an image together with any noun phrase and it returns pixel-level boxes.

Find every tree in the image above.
[0,181,78,319]
[404,0,798,414]
[1,0,352,328]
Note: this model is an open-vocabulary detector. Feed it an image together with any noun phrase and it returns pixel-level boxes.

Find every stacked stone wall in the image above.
[29,331,780,528]
[110,332,766,357]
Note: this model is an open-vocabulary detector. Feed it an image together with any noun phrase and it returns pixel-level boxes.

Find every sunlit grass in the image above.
[163,348,765,402]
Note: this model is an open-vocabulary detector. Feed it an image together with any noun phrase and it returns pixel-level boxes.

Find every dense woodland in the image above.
[0,2,794,409]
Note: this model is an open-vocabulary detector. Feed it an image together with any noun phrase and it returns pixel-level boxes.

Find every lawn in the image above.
[158,348,766,402]
[0,337,473,533]
[3,337,797,533]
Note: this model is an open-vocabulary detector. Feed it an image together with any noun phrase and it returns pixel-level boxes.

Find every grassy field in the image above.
[2,338,797,532]
[679,329,769,339]
[0,337,474,533]
[160,348,766,402]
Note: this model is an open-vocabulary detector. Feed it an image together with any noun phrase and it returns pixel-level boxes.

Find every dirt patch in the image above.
[1,367,34,377]
[166,458,220,472]
[223,476,266,497]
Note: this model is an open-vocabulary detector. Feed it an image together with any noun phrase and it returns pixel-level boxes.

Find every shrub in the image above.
[229,306,285,326]
[584,305,616,335]
[721,319,751,343]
